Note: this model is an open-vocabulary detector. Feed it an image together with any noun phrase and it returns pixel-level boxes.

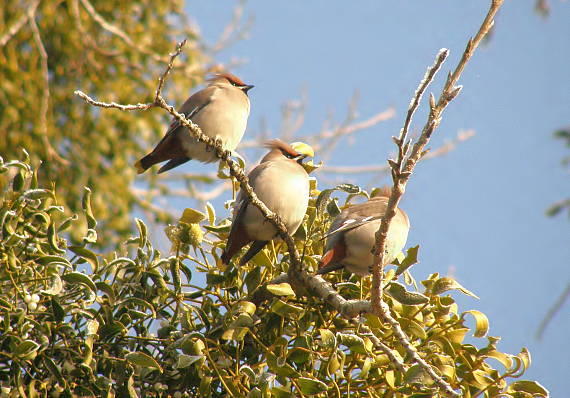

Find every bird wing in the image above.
[322,197,389,239]
[224,196,249,253]
[224,161,269,250]
[163,87,215,137]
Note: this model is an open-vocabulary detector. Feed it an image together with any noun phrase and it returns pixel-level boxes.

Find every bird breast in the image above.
[179,86,250,163]
[241,161,309,241]
[341,213,409,276]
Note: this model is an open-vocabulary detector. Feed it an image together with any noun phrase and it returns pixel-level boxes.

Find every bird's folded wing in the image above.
[321,215,382,240]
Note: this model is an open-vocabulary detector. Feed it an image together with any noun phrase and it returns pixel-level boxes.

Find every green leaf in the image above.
[462,310,489,338]
[14,340,40,357]
[271,387,295,398]
[23,188,54,200]
[203,223,231,233]
[338,333,371,354]
[175,354,204,369]
[37,255,71,267]
[485,350,513,370]
[245,267,262,293]
[297,377,328,395]
[86,319,99,335]
[68,246,99,273]
[404,364,432,385]
[41,275,63,295]
[315,189,333,214]
[507,380,549,396]
[180,208,207,224]
[399,318,427,340]
[336,183,361,194]
[82,187,97,229]
[50,298,65,323]
[96,282,115,301]
[266,283,296,297]
[234,301,257,316]
[431,277,479,299]
[125,352,163,373]
[0,297,12,310]
[57,214,78,232]
[251,247,273,269]
[43,357,66,388]
[135,218,147,247]
[267,352,300,378]
[119,297,157,318]
[319,329,336,348]
[395,245,419,276]
[270,299,304,318]
[61,272,97,293]
[82,228,97,244]
[47,222,66,255]
[517,347,532,373]
[326,199,341,217]
[206,202,216,225]
[386,282,429,305]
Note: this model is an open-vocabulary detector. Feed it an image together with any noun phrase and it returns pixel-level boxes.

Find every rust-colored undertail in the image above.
[316,242,347,275]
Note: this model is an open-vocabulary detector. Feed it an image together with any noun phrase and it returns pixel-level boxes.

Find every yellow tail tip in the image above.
[134,160,145,174]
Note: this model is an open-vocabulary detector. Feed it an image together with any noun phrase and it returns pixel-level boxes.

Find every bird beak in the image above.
[241,84,255,93]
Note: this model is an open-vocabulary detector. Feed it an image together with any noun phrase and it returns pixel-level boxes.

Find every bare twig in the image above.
[78,0,169,62]
[317,107,396,151]
[370,48,449,311]
[209,0,254,53]
[75,39,305,287]
[366,1,504,396]
[73,91,154,111]
[29,11,68,165]
[358,323,408,374]
[0,0,41,48]
[75,0,504,387]
[535,281,570,340]
[320,129,475,175]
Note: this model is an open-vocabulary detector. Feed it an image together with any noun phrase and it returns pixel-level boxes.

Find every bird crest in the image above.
[263,139,302,158]
[209,73,247,87]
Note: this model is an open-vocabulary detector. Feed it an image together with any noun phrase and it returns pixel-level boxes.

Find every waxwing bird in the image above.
[317,187,410,276]
[221,140,315,266]
[135,73,254,174]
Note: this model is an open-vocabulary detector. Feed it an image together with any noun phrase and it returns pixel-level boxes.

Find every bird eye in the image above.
[281,150,296,159]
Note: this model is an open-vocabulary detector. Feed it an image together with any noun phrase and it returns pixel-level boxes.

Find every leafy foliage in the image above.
[0,156,548,397]
[0,0,205,247]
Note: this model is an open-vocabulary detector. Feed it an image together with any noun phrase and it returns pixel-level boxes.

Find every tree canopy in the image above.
[0,0,550,397]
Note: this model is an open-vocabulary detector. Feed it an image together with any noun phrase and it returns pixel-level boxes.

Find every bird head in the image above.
[210,73,254,94]
[289,142,315,160]
[290,141,321,173]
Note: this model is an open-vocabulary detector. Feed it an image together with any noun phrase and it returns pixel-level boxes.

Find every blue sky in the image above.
[182,1,570,394]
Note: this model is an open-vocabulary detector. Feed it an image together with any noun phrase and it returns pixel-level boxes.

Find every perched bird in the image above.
[221,140,315,266]
[135,73,254,174]
[317,187,410,276]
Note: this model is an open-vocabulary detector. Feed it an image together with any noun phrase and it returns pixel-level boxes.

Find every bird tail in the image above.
[316,245,346,275]
[238,241,269,266]
[134,154,191,175]
[134,153,155,174]
[221,224,251,265]
[158,157,190,174]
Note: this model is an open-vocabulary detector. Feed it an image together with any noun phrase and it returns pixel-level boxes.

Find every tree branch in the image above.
[367,1,504,396]
[75,39,305,287]
[0,0,41,48]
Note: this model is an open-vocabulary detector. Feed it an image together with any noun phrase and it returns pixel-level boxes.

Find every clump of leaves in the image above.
[0,0,205,248]
[0,156,548,397]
